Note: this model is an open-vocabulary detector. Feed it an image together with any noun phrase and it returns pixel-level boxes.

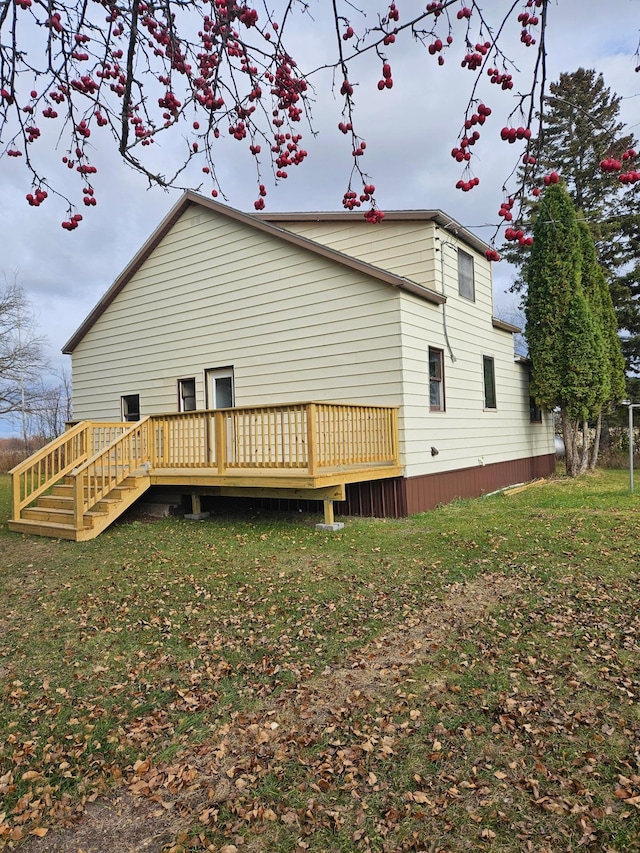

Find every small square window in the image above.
[178,378,196,412]
[121,394,140,422]
[483,356,497,409]
[458,249,475,301]
[429,347,445,412]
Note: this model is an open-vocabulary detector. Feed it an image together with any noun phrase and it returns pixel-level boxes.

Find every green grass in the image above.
[1,470,639,851]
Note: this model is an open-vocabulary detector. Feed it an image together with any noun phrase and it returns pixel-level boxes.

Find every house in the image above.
[9,191,555,539]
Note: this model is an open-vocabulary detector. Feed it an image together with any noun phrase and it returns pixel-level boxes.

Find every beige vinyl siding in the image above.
[397,236,554,476]
[71,207,407,422]
[275,220,441,293]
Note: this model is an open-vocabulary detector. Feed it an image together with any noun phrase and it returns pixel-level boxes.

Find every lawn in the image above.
[1,470,639,852]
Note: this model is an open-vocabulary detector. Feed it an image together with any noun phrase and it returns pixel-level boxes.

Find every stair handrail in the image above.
[69,417,152,528]
[9,421,91,521]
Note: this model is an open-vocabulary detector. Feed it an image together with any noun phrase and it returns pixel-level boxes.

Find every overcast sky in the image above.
[1,0,639,435]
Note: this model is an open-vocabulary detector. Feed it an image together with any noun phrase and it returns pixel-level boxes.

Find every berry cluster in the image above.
[451,103,492,163]
[82,186,97,206]
[542,171,559,185]
[456,175,479,192]
[500,125,531,143]
[456,7,472,20]
[498,197,515,221]
[600,157,622,172]
[426,2,444,15]
[26,188,47,206]
[461,42,491,71]
[505,227,533,246]
[600,149,640,183]
[364,207,385,223]
[485,248,500,261]
[62,213,83,231]
[377,63,393,90]
[342,182,377,210]
[486,68,514,89]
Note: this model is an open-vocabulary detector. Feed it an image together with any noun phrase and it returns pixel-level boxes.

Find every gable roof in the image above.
[62,191,477,354]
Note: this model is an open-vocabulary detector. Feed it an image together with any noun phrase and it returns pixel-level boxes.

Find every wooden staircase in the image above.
[8,471,151,541]
[8,419,153,542]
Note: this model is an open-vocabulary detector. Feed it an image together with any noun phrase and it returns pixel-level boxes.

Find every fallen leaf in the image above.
[30,828,49,838]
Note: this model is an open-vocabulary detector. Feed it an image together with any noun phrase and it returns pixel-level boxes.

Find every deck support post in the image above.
[184,491,210,521]
[315,498,344,532]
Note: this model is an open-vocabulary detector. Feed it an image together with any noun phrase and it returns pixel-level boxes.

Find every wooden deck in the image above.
[8,402,402,540]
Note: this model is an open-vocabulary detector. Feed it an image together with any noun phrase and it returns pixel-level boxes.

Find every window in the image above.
[121,394,140,422]
[205,367,234,409]
[483,356,497,409]
[458,249,475,301]
[178,378,197,412]
[530,397,542,423]
[429,347,445,412]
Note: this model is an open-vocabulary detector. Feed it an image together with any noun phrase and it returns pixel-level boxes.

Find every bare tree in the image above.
[0,276,47,444]
[28,369,73,441]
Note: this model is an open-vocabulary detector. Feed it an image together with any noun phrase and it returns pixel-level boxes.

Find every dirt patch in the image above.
[18,792,183,853]
[16,573,518,853]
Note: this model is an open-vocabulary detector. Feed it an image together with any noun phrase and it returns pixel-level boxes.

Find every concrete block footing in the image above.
[184,512,211,521]
[315,522,345,531]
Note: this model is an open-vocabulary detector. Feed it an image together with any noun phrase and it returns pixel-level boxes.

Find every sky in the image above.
[1,0,639,436]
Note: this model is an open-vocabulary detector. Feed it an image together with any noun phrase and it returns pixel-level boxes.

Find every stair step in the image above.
[22,506,95,528]
[11,470,151,541]
[38,495,73,509]
[8,518,82,540]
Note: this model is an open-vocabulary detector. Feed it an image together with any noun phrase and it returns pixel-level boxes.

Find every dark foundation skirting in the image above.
[344,453,556,518]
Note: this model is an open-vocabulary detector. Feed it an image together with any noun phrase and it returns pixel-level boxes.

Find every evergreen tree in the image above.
[525,184,606,476]
[506,69,640,389]
[577,218,627,466]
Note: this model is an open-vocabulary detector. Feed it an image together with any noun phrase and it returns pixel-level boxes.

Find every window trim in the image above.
[178,377,197,412]
[205,366,235,410]
[428,347,445,412]
[482,355,497,410]
[458,248,475,302]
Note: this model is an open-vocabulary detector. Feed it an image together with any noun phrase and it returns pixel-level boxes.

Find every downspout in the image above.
[436,233,457,363]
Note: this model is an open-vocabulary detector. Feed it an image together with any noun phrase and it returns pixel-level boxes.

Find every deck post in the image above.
[73,474,84,530]
[306,403,318,476]
[11,473,21,522]
[214,411,227,475]
[323,498,334,525]
[315,498,345,532]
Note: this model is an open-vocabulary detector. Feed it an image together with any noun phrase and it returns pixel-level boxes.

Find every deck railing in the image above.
[9,421,130,519]
[69,418,151,527]
[10,404,399,527]
[149,402,399,474]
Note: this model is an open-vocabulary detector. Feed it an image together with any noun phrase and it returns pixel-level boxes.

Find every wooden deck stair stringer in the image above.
[8,472,152,541]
